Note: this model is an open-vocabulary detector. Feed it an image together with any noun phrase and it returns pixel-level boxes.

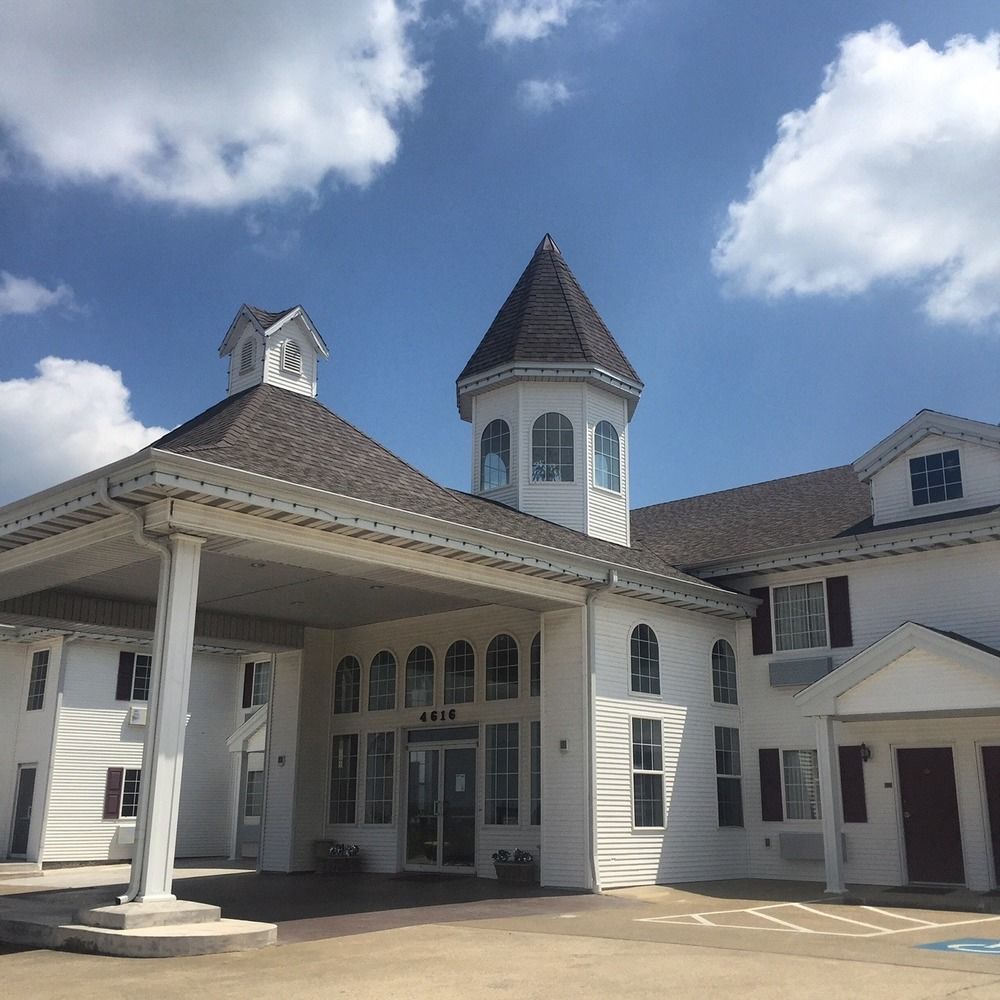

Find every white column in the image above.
[121,532,205,904]
[814,714,846,895]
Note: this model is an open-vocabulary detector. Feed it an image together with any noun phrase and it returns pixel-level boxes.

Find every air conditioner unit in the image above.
[129,705,148,726]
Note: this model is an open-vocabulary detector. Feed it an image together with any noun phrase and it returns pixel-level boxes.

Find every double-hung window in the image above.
[631,717,664,827]
[330,734,359,824]
[26,650,49,711]
[241,660,271,710]
[773,582,827,651]
[782,749,821,820]
[103,767,141,820]
[711,640,737,705]
[116,651,152,703]
[714,727,743,827]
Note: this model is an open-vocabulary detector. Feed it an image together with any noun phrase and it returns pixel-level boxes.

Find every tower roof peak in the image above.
[535,233,561,255]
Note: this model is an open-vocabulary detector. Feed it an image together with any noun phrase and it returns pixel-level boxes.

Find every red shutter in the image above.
[103,768,124,819]
[758,748,783,821]
[826,576,853,649]
[115,652,135,701]
[242,662,255,709]
[750,588,773,655]
[838,745,868,823]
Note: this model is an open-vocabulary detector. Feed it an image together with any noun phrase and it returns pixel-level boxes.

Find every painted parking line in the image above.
[638,902,1000,939]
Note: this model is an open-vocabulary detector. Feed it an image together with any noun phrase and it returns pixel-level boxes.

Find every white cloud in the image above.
[466,0,583,43]
[0,358,168,503]
[0,272,75,318]
[517,77,574,112]
[712,25,1000,328]
[0,1,427,209]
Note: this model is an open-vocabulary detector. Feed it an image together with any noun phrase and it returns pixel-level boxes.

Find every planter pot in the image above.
[493,862,539,885]
[319,855,363,876]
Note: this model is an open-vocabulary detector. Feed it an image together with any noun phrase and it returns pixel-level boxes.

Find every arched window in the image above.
[405,645,435,708]
[531,412,574,482]
[480,419,511,491]
[239,336,256,375]
[486,634,519,700]
[368,650,396,711]
[333,655,361,714]
[630,624,660,696]
[444,640,475,704]
[712,639,738,705]
[281,339,303,375]
[530,632,541,697]
[593,421,621,492]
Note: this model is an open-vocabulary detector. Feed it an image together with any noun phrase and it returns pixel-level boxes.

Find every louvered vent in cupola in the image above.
[239,337,256,375]
[281,339,303,375]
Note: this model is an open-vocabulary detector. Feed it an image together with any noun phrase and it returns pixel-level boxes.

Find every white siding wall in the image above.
[539,607,589,888]
[0,642,24,853]
[43,642,235,862]
[871,434,1000,525]
[227,329,265,396]
[262,325,317,397]
[259,650,302,872]
[0,640,61,861]
[325,606,545,877]
[592,599,746,889]
[727,539,1000,888]
[585,393,630,546]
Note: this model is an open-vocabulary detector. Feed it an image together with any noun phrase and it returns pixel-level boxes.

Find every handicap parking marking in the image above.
[638,902,1000,940]
[918,939,1000,955]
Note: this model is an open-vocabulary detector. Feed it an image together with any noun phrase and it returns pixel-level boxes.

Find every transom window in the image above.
[711,640,738,705]
[593,421,621,492]
[364,732,395,824]
[910,449,962,506]
[405,645,435,708]
[485,722,519,824]
[368,651,397,711]
[444,640,475,704]
[329,733,359,824]
[531,412,574,482]
[26,650,49,711]
[630,624,660,696]
[481,419,511,491]
[631,717,664,827]
[783,749,820,820]
[773,582,827,651]
[334,656,361,714]
[714,726,743,827]
[486,634,518,700]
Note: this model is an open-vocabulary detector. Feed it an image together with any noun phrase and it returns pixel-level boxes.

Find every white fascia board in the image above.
[140,451,753,618]
[218,304,268,357]
[264,307,329,359]
[0,451,160,539]
[693,508,1000,579]
[852,410,1000,481]
[794,621,1000,716]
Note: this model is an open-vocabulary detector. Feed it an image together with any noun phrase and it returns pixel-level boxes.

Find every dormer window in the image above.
[910,449,962,506]
[481,419,510,490]
[532,412,574,482]
[594,421,621,492]
[239,336,256,375]
[281,339,303,375]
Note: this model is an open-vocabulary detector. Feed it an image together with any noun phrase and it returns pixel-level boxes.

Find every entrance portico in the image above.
[796,621,1000,895]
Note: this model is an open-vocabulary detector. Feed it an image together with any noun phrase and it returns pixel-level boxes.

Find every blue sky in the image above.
[1,1,999,508]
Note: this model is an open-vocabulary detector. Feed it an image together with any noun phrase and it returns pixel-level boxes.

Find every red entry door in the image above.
[896,747,965,885]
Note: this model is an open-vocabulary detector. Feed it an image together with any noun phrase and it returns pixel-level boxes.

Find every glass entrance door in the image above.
[405,746,476,871]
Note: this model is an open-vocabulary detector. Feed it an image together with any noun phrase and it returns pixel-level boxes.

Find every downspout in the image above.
[97,479,172,903]
[585,569,617,893]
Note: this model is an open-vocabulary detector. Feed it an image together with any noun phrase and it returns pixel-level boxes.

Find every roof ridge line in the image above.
[548,248,590,360]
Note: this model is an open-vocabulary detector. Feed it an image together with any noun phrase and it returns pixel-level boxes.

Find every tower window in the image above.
[531,412,574,482]
[239,336,256,375]
[593,421,621,492]
[481,419,510,491]
[281,339,303,375]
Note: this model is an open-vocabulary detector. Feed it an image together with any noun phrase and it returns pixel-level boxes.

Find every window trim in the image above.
[404,644,436,708]
[443,638,477,705]
[363,730,396,825]
[908,446,964,509]
[592,420,622,494]
[628,623,661,699]
[710,638,739,707]
[485,633,519,702]
[484,721,520,826]
[630,715,665,830]
[367,649,398,712]
[770,581,830,654]
[480,418,512,493]
[333,655,362,715]
[714,725,744,829]
[780,747,822,822]
[530,411,575,484]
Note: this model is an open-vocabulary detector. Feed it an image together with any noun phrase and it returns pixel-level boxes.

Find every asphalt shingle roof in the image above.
[151,385,701,582]
[458,235,642,386]
[246,306,297,329]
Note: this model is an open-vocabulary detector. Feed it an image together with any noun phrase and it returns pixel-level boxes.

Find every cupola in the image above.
[219,304,329,398]
[457,235,643,546]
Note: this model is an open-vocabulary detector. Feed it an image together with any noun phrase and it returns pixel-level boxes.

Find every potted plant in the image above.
[314,840,363,875]
[492,848,539,885]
